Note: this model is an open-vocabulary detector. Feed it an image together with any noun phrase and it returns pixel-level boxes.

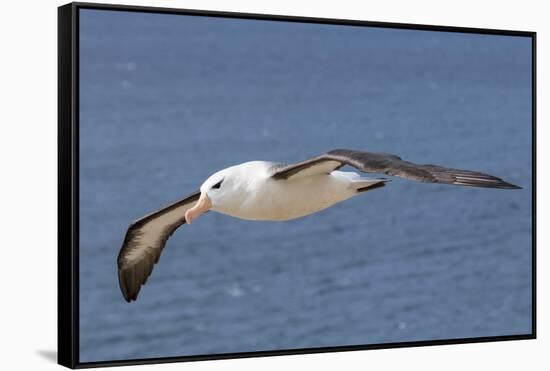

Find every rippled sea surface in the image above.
[78,9,532,362]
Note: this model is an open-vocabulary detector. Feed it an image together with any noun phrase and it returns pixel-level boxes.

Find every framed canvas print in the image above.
[58,2,536,368]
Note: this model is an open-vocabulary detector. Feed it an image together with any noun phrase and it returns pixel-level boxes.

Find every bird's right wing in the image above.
[117,191,201,302]
[271,149,520,189]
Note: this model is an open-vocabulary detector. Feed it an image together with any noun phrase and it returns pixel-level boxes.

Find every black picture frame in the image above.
[58,2,537,368]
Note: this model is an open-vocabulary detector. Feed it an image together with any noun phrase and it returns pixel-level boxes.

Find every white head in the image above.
[184,164,256,224]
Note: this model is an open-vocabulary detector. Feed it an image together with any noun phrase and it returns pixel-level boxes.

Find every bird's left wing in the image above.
[117,191,201,302]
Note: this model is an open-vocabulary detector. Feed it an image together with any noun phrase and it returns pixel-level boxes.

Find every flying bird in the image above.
[117,149,520,302]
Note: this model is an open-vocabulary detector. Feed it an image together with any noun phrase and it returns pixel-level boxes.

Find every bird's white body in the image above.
[203,161,383,221]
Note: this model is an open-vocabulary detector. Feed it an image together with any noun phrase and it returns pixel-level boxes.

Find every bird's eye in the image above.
[211,179,223,189]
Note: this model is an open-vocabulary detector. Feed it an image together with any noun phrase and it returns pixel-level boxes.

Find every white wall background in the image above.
[0,0,545,370]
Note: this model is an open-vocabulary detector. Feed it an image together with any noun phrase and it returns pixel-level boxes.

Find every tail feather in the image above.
[354,179,389,193]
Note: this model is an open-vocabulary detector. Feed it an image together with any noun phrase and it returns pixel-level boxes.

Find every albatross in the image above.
[117,149,520,302]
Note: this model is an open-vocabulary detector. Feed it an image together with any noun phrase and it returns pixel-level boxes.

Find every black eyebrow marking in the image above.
[211,178,223,189]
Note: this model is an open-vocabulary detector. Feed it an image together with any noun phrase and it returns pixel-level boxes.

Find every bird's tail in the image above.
[353,178,389,193]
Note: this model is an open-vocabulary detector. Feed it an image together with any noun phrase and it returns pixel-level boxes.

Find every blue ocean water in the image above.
[78,9,532,362]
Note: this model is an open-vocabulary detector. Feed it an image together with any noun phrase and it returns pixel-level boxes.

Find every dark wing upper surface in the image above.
[117,191,201,302]
[271,149,520,189]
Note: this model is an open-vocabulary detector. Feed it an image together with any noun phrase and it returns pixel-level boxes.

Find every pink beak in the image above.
[185,193,212,224]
